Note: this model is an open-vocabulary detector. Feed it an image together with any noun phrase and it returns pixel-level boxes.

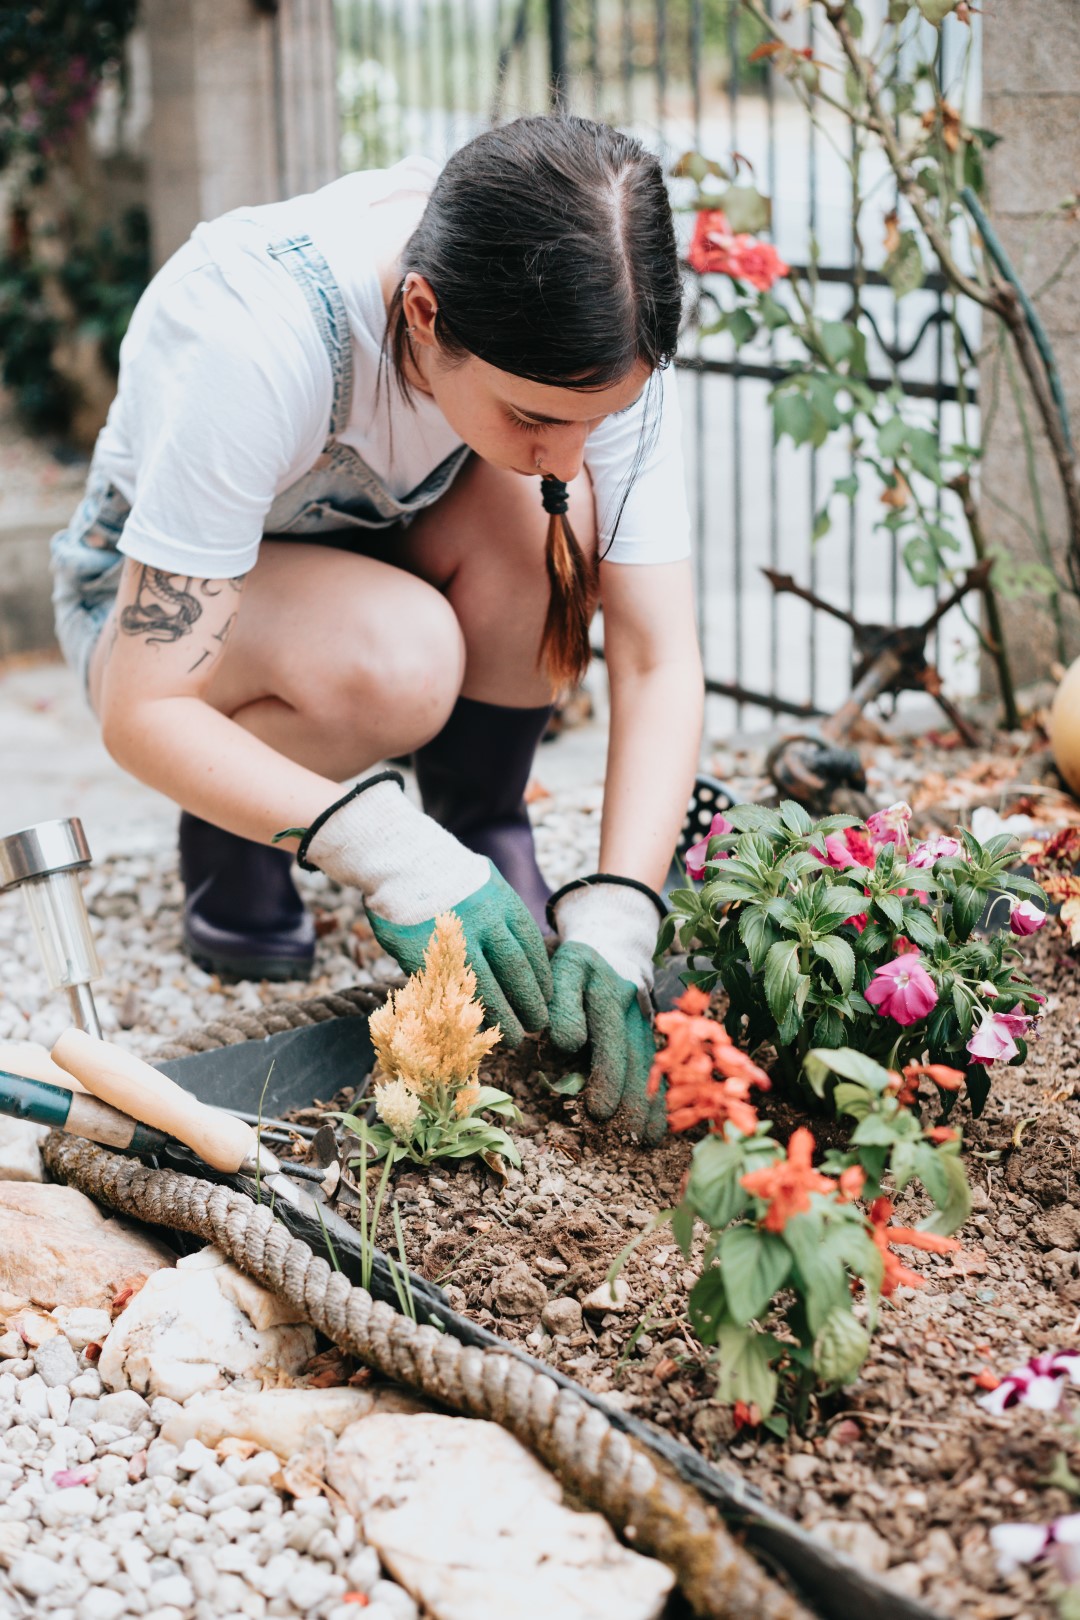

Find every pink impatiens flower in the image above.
[820,831,872,870]
[865,801,913,852]
[976,1351,1080,1417]
[685,813,734,882]
[864,954,938,1026]
[908,834,963,870]
[966,1010,1032,1066]
[1009,898,1047,937]
[991,1513,1080,1583]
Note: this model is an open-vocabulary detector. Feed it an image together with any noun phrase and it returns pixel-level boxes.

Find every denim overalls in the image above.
[51,234,471,692]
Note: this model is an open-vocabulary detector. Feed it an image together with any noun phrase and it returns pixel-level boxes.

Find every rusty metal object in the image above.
[763,564,990,807]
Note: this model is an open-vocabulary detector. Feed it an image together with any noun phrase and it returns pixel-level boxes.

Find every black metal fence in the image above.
[333,0,981,729]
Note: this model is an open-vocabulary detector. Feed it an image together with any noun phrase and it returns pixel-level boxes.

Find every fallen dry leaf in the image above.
[216,1437,260,1461]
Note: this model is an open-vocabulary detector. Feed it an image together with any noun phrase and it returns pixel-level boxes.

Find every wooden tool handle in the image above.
[51,1028,258,1173]
[0,1041,88,1093]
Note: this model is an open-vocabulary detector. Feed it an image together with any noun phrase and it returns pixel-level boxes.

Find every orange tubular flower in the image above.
[891,1061,966,1108]
[838,1166,866,1203]
[739,1127,836,1233]
[648,987,770,1138]
[868,1196,960,1296]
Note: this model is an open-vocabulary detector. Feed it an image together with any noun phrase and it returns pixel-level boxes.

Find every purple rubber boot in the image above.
[178,813,316,981]
[413,696,555,933]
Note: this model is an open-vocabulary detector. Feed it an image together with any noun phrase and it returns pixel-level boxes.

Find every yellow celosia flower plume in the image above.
[368,911,501,1101]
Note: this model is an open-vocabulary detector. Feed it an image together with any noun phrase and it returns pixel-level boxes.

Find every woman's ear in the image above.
[401,273,440,346]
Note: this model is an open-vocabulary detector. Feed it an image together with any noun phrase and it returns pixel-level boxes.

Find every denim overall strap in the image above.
[267,235,353,444]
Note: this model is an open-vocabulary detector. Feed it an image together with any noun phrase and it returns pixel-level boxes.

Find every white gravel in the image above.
[0,1331,422,1620]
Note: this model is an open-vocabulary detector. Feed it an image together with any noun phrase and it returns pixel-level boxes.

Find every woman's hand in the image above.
[547,877,666,1143]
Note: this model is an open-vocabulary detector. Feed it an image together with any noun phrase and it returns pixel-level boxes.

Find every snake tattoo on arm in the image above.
[118,568,244,672]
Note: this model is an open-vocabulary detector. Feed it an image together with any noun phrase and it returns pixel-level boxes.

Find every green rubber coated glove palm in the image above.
[368,867,552,1047]
[548,940,664,1143]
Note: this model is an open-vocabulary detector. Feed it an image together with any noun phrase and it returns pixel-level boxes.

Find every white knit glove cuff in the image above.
[304,778,490,925]
[551,881,664,992]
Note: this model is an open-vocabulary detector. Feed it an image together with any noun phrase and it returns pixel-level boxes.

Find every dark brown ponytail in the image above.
[539,476,596,695]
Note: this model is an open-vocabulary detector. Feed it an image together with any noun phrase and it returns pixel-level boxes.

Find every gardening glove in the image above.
[297,772,552,1045]
[546,875,667,1144]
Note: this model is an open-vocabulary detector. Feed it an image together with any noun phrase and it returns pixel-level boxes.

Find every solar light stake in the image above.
[0,819,102,1039]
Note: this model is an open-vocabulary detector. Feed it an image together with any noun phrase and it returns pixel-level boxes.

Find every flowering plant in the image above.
[660,798,1047,1117]
[641,990,961,1424]
[340,912,520,1169]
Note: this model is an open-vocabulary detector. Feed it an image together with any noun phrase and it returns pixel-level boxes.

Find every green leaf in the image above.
[712,1323,780,1417]
[832,1082,877,1121]
[888,0,911,18]
[916,0,959,22]
[688,1269,727,1346]
[539,1072,587,1097]
[739,905,778,971]
[774,391,816,447]
[966,1066,991,1117]
[916,1144,972,1235]
[764,939,800,1024]
[952,883,983,940]
[812,935,856,994]
[884,229,925,299]
[819,320,856,366]
[672,1201,695,1257]
[903,907,940,951]
[779,799,814,838]
[687,1134,760,1229]
[877,414,907,458]
[808,1046,892,1091]
[727,306,758,348]
[719,1226,793,1324]
[833,474,859,500]
[814,1305,871,1384]
[812,1007,846,1049]
[817,886,871,921]
[725,803,783,835]
[873,891,904,930]
[714,183,771,235]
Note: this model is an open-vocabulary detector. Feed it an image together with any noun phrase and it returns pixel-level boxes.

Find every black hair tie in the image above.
[540,476,569,516]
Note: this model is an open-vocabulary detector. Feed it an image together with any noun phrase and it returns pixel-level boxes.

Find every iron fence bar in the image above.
[548,0,568,108]
[807,2,819,712]
[674,355,968,405]
[765,3,779,705]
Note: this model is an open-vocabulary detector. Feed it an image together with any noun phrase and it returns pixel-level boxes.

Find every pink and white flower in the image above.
[908,834,964,870]
[1009,898,1047,937]
[685,813,734,882]
[864,954,938,1026]
[991,1513,1080,1584]
[977,1351,1080,1416]
[967,1010,1032,1066]
[819,831,872,870]
[865,801,913,852]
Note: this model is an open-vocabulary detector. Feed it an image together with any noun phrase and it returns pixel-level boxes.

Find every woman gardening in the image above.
[51,114,704,1142]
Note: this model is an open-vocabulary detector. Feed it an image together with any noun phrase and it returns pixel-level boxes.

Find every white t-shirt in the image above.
[92,159,691,580]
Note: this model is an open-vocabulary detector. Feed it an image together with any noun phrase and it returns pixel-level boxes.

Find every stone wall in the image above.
[980,0,1080,687]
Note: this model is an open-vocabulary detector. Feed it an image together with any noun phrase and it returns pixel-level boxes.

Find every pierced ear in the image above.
[401,273,439,344]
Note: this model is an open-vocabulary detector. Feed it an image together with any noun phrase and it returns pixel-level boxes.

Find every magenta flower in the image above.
[52,1467,97,1488]
[864,954,938,1026]
[865,801,913,852]
[977,1351,1080,1417]
[992,1514,1080,1583]
[819,832,871,871]
[967,1010,1031,1066]
[685,814,734,882]
[908,834,963,870]
[1009,898,1047,937]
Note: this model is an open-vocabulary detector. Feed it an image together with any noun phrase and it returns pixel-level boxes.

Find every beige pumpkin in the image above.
[1050,655,1080,796]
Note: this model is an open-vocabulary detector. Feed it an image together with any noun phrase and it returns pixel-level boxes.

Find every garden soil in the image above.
[323,924,1080,1620]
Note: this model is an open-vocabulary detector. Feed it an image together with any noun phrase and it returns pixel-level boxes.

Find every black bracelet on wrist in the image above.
[278,770,405,873]
[545,872,668,934]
